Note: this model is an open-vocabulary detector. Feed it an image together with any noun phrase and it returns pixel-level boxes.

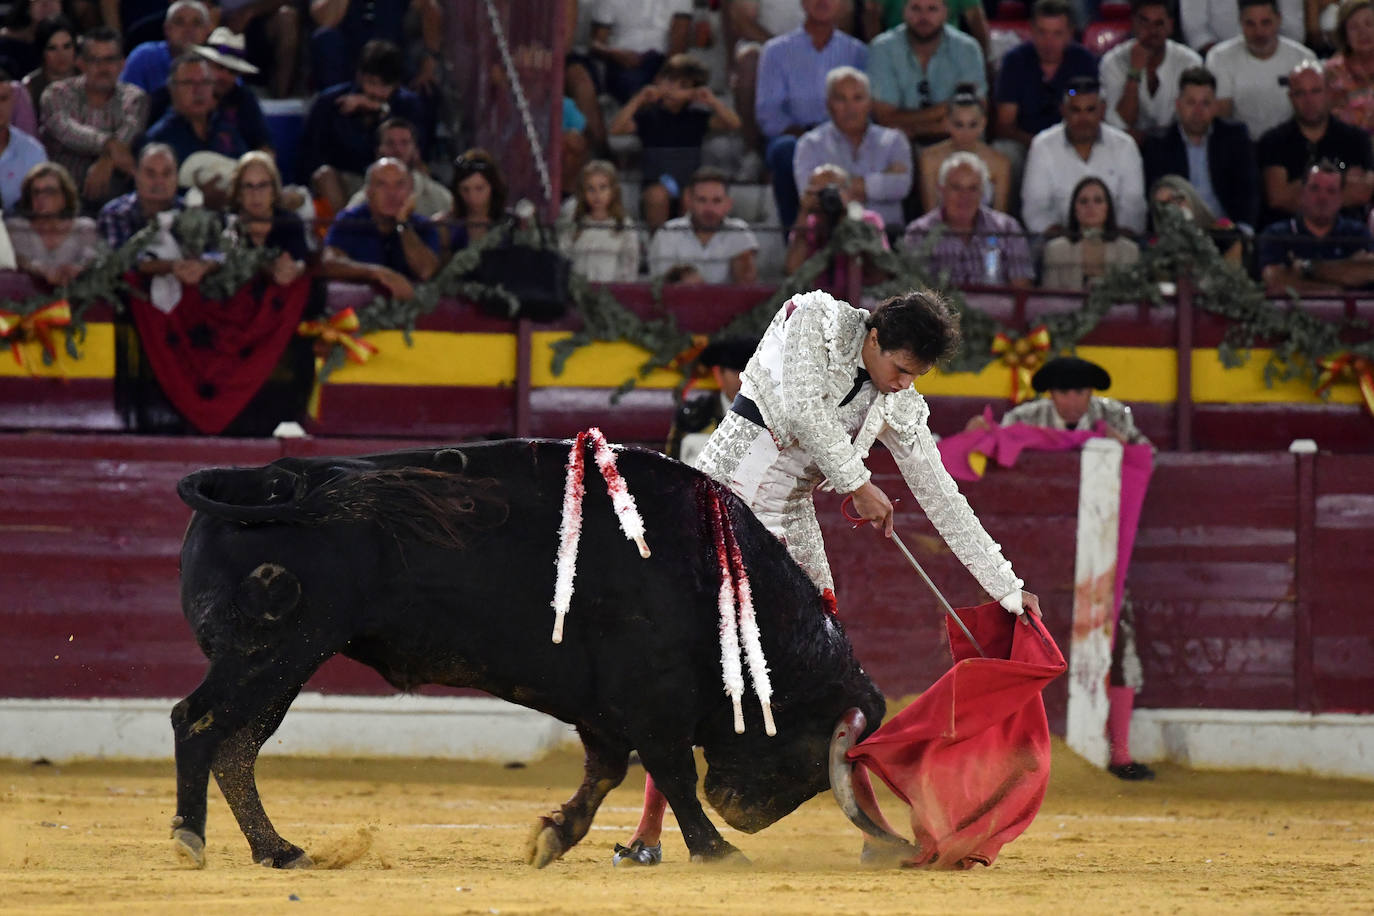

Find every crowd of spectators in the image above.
[7,0,1374,310]
[0,0,458,301]
[556,0,1374,296]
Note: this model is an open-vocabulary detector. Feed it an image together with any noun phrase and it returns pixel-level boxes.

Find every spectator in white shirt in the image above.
[792,66,912,227]
[1022,76,1147,235]
[589,0,693,104]
[1181,0,1306,53]
[648,166,759,283]
[1100,0,1203,140]
[1206,0,1316,139]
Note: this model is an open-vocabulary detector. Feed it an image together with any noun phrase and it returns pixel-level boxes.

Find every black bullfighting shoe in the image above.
[1108,761,1156,781]
[611,840,662,867]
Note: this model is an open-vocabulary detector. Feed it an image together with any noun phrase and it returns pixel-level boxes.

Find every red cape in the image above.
[127,271,313,435]
[847,603,1065,868]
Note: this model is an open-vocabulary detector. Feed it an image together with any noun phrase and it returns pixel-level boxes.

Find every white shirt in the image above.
[1206,35,1316,139]
[1100,39,1203,133]
[558,217,643,283]
[1181,0,1305,50]
[1021,121,1146,234]
[756,0,806,37]
[592,0,693,52]
[648,215,759,283]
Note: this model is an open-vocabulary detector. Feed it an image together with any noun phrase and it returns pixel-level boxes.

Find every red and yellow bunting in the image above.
[0,300,72,375]
[991,324,1051,405]
[297,307,378,364]
[298,307,379,419]
[1316,351,1374,417]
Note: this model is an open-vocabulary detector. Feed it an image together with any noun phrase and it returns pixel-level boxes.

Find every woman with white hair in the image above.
[903,150,1034,288]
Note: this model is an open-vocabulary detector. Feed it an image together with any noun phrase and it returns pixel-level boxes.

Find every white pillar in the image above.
[1065,437,1123,768]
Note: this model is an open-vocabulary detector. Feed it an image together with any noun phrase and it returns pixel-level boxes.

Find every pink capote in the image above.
[937,411,1155,625]
[847,603,1065,869]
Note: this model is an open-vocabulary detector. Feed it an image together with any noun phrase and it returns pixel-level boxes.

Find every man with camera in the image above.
[792,66,912,228]
[784,163,890,294]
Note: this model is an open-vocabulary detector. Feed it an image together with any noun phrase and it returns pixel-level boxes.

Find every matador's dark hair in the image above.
[867,290,962,366]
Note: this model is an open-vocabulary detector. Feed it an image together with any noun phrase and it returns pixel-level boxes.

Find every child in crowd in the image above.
[609,53,740,233]
[559,159,641,283]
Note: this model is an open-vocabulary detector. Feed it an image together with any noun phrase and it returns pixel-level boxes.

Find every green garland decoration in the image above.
[287,206,1374,409]
[0,208,284,366]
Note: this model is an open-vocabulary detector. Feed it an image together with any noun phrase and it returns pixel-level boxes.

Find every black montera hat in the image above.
[698,337,758,372]
[1032,356,1111,392]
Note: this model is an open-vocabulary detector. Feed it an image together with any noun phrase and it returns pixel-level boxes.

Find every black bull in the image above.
[170,440,885,868]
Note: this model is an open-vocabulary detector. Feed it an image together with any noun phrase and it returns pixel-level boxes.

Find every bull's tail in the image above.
[178,463,508,549]
[177,466,312,524]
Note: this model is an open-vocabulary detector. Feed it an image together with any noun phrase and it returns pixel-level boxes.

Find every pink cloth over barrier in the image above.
[936,412,1154,624]
[847,602,1066,868]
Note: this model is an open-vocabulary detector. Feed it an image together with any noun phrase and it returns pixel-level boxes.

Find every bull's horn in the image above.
[828,708,918,853]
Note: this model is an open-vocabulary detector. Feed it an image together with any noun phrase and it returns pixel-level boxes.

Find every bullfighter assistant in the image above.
[614,289,1041,866]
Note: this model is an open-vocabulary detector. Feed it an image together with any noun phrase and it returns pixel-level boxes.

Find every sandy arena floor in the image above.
[2,740,1372,915]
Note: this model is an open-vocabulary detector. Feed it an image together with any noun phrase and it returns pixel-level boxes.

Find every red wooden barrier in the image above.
[5,435,1369,733]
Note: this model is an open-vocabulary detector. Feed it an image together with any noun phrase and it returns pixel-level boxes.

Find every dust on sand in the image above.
[1,741,1371,915]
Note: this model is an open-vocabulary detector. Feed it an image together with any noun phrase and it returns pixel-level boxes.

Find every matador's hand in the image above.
[847,481,894,538]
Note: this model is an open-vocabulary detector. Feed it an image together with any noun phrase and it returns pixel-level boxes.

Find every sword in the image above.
[888,530,986,659]
[841,494,986,658]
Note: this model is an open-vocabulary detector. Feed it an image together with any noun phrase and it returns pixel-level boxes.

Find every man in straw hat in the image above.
[613,288,1042,865]
[190,26,272,153]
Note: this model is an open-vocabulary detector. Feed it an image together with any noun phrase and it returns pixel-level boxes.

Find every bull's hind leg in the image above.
[171,653,328,868]
[526,728,630,868]
[637,742,744,864]
[211,689,312,868]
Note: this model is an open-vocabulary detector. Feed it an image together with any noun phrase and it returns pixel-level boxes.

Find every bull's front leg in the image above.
[637,743,744,864]
[527,727,631,868]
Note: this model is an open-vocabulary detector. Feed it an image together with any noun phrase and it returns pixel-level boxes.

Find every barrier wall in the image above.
[4,435,1370,729]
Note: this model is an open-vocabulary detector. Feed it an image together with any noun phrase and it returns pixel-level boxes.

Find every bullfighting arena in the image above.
[3,738,1371,915]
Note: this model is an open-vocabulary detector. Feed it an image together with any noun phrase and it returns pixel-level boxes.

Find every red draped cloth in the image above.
[127,271,313,434]
[847,602,1065,869]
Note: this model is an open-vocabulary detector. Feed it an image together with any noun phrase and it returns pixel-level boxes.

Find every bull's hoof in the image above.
[525,822,566,869]
[257,847,313,869]
[690,845,749,867]
[172,828,205,869]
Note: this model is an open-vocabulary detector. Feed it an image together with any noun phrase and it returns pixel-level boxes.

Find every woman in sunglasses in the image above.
[7,161,103,287]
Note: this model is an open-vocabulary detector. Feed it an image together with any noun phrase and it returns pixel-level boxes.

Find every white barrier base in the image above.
[1131,708,1374,780]
[0,693,580,763]
[4,696,1371,780]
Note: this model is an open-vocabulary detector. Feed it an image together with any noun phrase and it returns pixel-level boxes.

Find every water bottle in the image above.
[982,236,1001,284]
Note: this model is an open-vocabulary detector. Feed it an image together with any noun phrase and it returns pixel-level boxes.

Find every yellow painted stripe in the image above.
[3,325,1365,407]
[326,330,516,387]
[0,325,114,378]
[529,332,686,388]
